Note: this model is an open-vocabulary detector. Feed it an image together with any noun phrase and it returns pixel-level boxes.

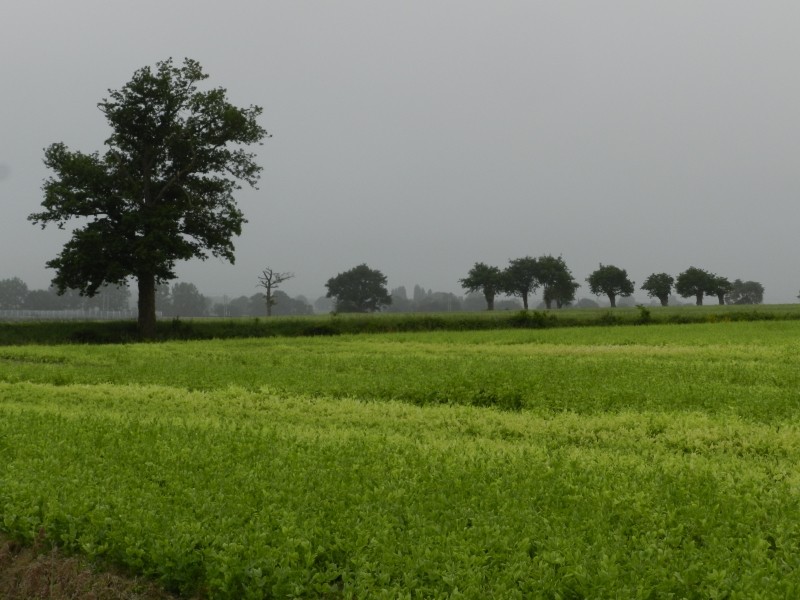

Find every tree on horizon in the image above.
[30,58,269,338]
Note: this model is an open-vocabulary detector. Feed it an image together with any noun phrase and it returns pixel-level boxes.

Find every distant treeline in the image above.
[460,257,766,311]
[0,263,767,319]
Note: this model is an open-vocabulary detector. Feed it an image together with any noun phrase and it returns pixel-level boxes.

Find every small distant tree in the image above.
[325,264,391,313]
[640,273,674,307]
[225,295,251,317]
[0,277,29,309]
[459,262,504,311]
[586,264,634,308]
[536,255,578,309]
[170,282,208,317]
[257,268,294,317]
[269,291,313,316]
[727,279,764,305]
[675,267,715,306]
[708,275,732,306]
[545,273,580,308]
[503,256,540,310]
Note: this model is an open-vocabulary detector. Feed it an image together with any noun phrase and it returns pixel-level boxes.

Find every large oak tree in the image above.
[29,58,268,337]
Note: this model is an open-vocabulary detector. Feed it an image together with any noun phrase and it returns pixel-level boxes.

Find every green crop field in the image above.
[2,321,800,597]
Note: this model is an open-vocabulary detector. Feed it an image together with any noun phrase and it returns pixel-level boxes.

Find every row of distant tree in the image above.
[0,260,766,317]
[460,258,765,310]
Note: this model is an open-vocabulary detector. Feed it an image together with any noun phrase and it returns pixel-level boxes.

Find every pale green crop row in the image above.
[2,321,800,420]
[2,322,800,597]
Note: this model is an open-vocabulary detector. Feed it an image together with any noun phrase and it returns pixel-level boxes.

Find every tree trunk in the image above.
[717,293,725,305]
[137,274,157,339]
[608,293,616,308]
[695,293,703,306]
[485,292,495,311]
[659,296,668,307]
[266,289,272,316]
[544,298,553,309]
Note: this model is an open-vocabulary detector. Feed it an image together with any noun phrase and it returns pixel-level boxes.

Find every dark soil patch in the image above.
[0,532,183,600]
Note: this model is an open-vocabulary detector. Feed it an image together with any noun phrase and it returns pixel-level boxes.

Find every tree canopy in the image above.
[727,279,764,305]
[168,282,209,317]
[325,264,392,313]
[640,273,674,307]
[503,257,541,310]
[708,275,732,306]
[536,255,579,309]
[586,264,634,308]
[29,58,269,337]
[0,277,29,310]
[459,263,504,311]
[675,267,715,306]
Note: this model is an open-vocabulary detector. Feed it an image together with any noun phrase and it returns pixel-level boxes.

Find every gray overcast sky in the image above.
[3,1,800,304]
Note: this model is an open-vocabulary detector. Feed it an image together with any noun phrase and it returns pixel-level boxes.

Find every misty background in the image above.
[3,1,799,305]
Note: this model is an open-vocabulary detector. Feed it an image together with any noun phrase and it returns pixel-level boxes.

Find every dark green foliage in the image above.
[597,311,622,326]
[708,275,732,306]
[641,273,674,307]
[507,310,558,329]
[676,267,716,306]
[4,305,800,345]
[502,255,578,310]
[537,255,579,309]
[586,264,634,308]
[459,263,504,310]
[29,58,269,338]
[727,280,764,305]
[325,264,391,313]
[635,304,652,324]
[503,256,539,310]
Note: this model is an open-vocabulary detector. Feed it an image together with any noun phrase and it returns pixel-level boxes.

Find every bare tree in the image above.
[257,268,294,316]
